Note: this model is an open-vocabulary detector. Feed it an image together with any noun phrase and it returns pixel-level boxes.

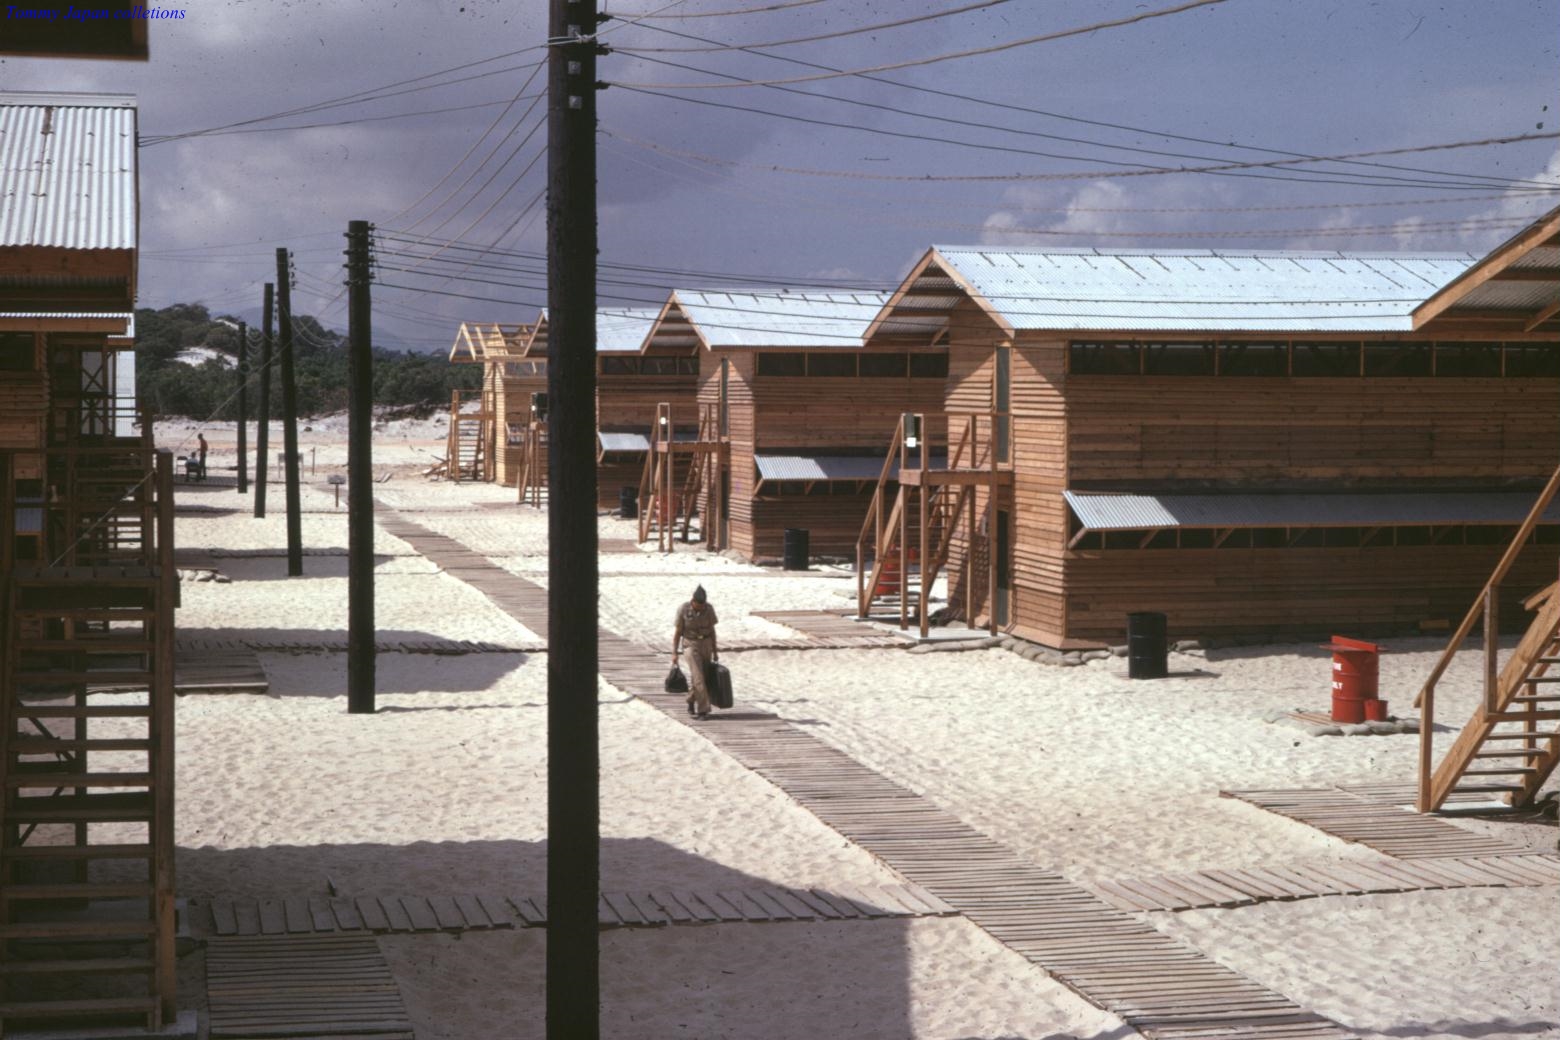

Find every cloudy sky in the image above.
[6,0,1558,350]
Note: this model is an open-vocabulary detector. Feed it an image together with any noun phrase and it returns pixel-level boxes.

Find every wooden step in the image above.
[0,920,157,940]
[1510,694,1560,703]
[4,843,152,861]
[11,705,151,720]
[1524,676,1560,684]
[11,738,151,753]
[8,792,153,823]
[6,771,152,788]
[1482,731,1559,740]
[4,882,154,900]
[18,639,152,653]
[1486,711,1560,722]
[0,995,157,1018]
[1449,783,1525,793]
[1460,767,1540,776]
[1473,749,1550,758]
[0,957,153,976]
[15,671,154,686]
[10,609,154,622]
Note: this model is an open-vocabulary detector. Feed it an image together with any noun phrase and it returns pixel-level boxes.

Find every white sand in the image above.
[162,420,1559,1039]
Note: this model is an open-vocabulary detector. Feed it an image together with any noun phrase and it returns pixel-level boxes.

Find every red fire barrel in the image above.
[1324,635,1381,724]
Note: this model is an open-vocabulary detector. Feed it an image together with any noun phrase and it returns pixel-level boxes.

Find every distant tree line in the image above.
[134,303,480,419]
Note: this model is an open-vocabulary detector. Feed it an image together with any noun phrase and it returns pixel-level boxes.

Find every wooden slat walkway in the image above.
[206,934,413,1039]
[379,512,1359,1040]
[1221,788,1535,859]
[173,643,269,694]
[177,636,542,655]
[751,609,906,648]
[193,884,956,937]
[1090,853,1560,912]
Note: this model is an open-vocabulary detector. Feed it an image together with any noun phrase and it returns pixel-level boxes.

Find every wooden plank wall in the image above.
[1009,339,1068,641]
[0,371,47,452]
[495,368,546,486]
[597,372,699,432]
[941,304,1004,627]
[1064,542,1559,642]
[1066,376,1560,486]
[703,352,756,557]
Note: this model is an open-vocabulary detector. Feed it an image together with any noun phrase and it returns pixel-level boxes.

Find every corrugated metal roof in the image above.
[673,290,890,348]
[597,307,661,353]
[1065,490,1560,530]
[922,248,1477,333]
[0,95,136,251]
[0,311,132,321]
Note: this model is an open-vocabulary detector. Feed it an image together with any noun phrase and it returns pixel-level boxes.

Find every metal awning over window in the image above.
[597,432,650,454]
[754,454,887,484]
[1064,489,1560,531]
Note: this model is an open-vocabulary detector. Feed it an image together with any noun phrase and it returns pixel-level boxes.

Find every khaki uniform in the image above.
[673,601,719,713]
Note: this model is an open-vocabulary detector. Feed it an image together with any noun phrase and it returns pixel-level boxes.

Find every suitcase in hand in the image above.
[703,661,734,710]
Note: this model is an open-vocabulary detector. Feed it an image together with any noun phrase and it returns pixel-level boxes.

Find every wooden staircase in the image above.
[856,413,1003,637]
[1416,463,1560,813]
[514,419,548,508]
[637,403,725,553]
[445,389,491,483]
[1,451,178,1031]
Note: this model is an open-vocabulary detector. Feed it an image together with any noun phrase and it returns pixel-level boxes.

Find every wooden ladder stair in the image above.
[1417,461,1560,812]
[0,455,178,1031]
[515,420,548,508]
[638,402,687,552]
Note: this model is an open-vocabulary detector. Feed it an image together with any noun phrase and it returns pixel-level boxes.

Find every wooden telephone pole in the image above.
[547,1,601,1035]
[236,321,248,494]
[276,249,304,576]
[255,284,273,519]
[346,220,375,714]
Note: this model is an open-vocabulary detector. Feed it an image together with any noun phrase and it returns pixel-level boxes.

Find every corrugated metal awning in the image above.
[755,454,886,482]
[598,432,650,453]
[1065,490,1560,530]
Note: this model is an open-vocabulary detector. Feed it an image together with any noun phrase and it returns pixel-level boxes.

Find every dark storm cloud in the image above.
[3,0,1556,349]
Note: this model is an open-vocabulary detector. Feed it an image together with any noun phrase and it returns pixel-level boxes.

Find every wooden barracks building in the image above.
[638,289,957,560]
[858,210,1560,646]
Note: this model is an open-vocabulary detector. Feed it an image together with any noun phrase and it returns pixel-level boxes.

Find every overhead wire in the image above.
[615,0,1014,52]
[604,0,1231,87]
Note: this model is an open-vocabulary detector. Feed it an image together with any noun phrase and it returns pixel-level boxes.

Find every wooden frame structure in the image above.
[1409,207,1560,813]
[0,93,183,1032]
[638,290,949,562]
[862,216,1560,646]
[446,321,535,484]
[637,401,727,552]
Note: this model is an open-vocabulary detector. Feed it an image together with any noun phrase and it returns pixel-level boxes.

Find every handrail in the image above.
[1416,460,1560,812]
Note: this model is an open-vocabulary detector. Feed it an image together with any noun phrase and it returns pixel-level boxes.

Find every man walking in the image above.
[672,585,719,719]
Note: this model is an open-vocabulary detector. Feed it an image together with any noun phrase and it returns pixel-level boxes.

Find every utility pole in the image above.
[255,284,273,519]
[236,321,248,494]
[276,249,304,576]
[546,1,601,1035]
[346,220,375,715]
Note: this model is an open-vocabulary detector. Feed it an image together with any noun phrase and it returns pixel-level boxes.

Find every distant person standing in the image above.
[196,432,209,481]
[672,585,719,719]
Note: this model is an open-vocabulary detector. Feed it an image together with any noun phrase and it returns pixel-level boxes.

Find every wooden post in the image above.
[276,250,304,576]
[152,450,177,1023]
[346,220,375,715]
[546,0,600,1032]
[236,321,248,494]
[918,477,930,639]
[1417,675,1434,812]
[1484,588,1499,714]
[255,284,273,519]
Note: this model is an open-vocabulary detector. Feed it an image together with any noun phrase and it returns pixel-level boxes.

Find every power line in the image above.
[622,17,1560,193]
[617,0,1013,52]
[604,0,1231,88]
[602,127,1560,185]
[609,0,840,18]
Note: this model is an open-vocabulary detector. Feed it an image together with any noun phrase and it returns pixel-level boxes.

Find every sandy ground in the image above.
[161,421,1559,1040]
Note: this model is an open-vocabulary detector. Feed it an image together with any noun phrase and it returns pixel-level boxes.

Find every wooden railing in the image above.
[855,412,1007,632]
[1416,462,1560,811]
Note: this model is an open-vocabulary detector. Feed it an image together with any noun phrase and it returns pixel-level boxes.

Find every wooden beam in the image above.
[1415,206,1560,328]
[1524,298,1560,333]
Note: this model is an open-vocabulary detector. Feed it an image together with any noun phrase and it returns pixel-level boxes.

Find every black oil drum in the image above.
[782,528,810,571]
[618,486,638,520]
[1127,611,1168,679]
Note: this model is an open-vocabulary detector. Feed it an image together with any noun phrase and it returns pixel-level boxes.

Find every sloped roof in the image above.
[1413,205,1560,335]
[869,246,1479,338]
[0,93,137,251]
[1065,489,1560,530]
[596,307,662,353]
[654,290,891,350]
